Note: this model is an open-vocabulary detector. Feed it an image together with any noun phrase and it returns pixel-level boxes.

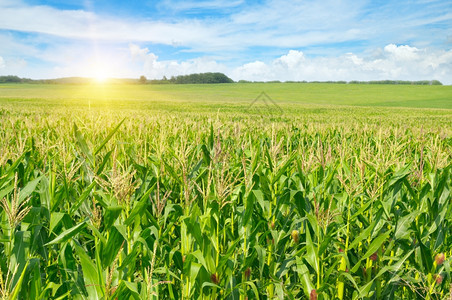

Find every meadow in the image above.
[0,82,451,299]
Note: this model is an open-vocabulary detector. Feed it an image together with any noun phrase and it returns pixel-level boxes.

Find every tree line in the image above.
[0,75,444,85]
[0,75,33,83]
[142,72,234,84]
[237,79,443,85]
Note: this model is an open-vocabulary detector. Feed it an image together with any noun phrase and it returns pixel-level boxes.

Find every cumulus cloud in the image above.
[230,45,452,84]
[125,44,452,84]
[233,61,272,81]
[2,42,451,84]
[275,50,306,69]
[129,44,228,79]
[129,44,151,60]
[39,43,443,83]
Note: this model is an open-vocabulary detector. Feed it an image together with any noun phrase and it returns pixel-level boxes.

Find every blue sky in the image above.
[0,0,451,83]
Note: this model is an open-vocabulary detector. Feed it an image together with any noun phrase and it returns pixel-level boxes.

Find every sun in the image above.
[93,70,109,83]
[88,61,110,83]
[94,73,108,83]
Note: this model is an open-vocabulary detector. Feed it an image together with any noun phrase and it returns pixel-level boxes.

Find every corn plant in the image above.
[0,97,450,299]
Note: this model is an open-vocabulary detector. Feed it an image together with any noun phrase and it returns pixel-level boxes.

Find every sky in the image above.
[0,0,451,83]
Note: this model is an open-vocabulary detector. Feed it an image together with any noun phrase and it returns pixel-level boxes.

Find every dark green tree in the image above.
[139,75,147,84]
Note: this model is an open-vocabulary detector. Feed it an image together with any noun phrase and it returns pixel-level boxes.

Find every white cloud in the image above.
[383,44,421,61]
[0,32,40,57]
[129,44,228,79]
[0,57,27,76]
[230,45,452,84]
[162,0,244,11]
[1,0,450,54]
[233,61,272,81]
[0,3,220,49]
[274,50,306,69]
[3,43,450,84]
[125,44,452,84]
[129,44,151,60]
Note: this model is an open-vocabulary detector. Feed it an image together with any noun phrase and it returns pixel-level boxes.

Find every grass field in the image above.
[1,82,452,109]
[0,83,451,299]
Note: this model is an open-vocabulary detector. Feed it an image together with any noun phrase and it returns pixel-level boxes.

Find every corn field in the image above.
[0,102,451,299]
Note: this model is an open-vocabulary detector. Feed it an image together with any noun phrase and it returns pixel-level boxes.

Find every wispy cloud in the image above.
[0,0,451,82]
[161,0,244,12]
[0,4,219,47]
[1,0,450,50]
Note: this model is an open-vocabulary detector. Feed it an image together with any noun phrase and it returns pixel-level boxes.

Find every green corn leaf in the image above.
[45,220,87,246]
[296,257,314,298]
[110,280,140,300]
[201,144,211,165]
[255,245,266,277]
[74,123,94,165]
[102,225,125,268]
[272,153,295,184]
[351,231,390,273]
[124,198,148,226]
[94,118,125,155]
[394,211,419,240]
[49,212,65,234]
[244,192,255,226]
[349,221,376,249]
[416,231,433,272]
[18,176,42,203]
[96,149,113,175]
[0,183,14,202]
[189,262,202,286]
[0,152,26,186]
[10,231,31,289]
[103,205,123,229]
[388,164,412,187]
[361,231,390,259]
[73,243,103,299]
[69,181,96,215]
[10,260,30,300]
[305,228,319,275]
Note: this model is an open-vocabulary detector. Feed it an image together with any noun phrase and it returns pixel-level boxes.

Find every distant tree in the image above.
[171,72,233,84]
[139,75,147,84]
[0,75,22,83]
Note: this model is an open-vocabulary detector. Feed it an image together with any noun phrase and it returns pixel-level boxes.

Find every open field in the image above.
[0,83,451,299]
[1,82,452,109]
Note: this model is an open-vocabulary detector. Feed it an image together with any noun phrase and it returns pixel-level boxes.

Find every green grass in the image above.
[0,83,451,299]
[0,82,451,109]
